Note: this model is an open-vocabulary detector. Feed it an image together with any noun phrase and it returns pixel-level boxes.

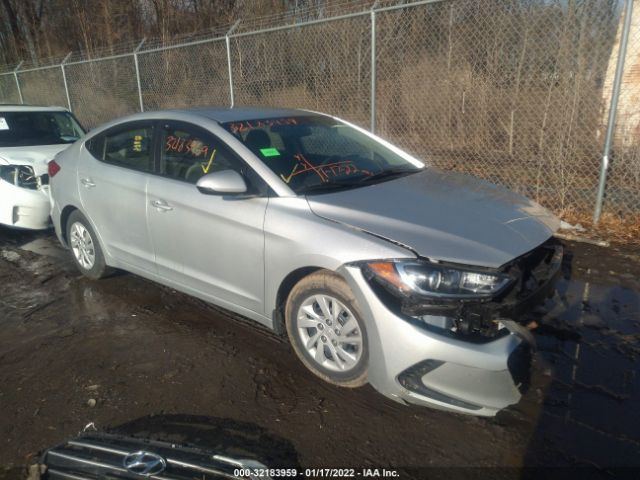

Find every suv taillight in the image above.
[48,160,61,178]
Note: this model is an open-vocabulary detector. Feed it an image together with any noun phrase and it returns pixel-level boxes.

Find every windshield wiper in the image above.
[298,180,363,195]
[357,167,420,184]
[298,168,421,194]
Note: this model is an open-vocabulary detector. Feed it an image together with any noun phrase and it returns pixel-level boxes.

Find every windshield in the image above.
[0,111,85,147]
[222,115,423,194]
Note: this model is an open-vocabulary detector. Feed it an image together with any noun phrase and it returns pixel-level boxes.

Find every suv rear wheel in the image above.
[285,270,368,387]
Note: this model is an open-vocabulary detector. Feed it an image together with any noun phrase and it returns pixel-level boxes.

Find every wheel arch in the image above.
[59,204,80,247]
[282,267,369,387]
[59,205,113,266]
[273,266,327,336]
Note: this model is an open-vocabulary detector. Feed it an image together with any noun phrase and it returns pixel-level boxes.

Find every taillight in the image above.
[48,160,61,178]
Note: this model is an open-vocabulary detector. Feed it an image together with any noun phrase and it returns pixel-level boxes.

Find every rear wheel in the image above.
[66,210,112,280]
[285,270,368,387]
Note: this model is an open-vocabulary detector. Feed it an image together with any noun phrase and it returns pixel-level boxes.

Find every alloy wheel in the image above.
[296,294,363,373]
[69,221,96,270]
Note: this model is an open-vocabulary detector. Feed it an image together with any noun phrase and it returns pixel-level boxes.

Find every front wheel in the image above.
[66,210,112,280]
[285,271,368,387]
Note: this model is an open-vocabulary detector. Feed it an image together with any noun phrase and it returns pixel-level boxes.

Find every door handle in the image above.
[81,178,96,188]
[150,199,173,212]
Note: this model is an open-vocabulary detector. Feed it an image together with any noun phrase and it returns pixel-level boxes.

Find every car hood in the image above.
[0,144,70,176]
[306,169,560,269]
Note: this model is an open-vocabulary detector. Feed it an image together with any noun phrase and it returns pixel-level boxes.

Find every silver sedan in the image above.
[49,107,562,416]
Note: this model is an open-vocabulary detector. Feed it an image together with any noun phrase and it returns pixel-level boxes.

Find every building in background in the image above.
[602,0,640,147]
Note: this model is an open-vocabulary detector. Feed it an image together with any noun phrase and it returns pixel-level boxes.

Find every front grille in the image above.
[42,432,268,479]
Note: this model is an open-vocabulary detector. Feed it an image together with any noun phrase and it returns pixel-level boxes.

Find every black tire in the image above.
[66,210,112,280]
[285,270,368,388]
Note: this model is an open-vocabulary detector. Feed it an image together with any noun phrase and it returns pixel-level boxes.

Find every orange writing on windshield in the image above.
[280,154,372,184]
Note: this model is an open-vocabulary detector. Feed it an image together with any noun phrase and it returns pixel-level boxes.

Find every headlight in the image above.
[364,260,513,299]
[0,165,38,189]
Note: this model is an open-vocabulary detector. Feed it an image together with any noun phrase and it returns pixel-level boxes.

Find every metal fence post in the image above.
[133,38,146,112]
[594,0,633,224]
[370,2,379,133]
[226,20,241,108]
[60,52,73,111]
[13,61,24,104]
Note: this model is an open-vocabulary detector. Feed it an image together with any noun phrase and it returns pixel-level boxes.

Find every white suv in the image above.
[0,105,84,229]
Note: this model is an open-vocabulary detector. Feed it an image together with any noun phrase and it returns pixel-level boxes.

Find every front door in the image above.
[146,121,268,314]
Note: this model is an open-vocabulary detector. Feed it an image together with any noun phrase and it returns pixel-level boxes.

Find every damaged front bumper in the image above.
[338,240,562,416]
[0,180,51,230]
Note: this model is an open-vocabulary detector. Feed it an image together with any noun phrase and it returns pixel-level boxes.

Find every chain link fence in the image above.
[139,39,230,111]
[0,69,20,104]
[230,13,372,126]
[0,0,638,236]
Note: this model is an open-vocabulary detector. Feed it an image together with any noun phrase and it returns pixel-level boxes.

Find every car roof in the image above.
[0,105,69,113]
[168,106,318,123]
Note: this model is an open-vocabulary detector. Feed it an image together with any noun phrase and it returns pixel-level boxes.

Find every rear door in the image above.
[146,121,268,314]
[78,121,156,273]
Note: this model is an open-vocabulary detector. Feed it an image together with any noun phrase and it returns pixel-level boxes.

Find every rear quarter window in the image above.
[85,136,105,160]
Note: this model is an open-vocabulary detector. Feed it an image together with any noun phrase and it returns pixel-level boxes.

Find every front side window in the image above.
[97,125,154,172]
[160,123,244,184]
[0,111,84,147]
[222,115,423,194]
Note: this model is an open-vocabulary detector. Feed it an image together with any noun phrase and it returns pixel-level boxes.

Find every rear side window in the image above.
[86,124,154,173]
[104,126,154,171]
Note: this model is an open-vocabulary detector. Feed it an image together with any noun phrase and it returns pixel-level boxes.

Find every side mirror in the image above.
[196,170,248,195]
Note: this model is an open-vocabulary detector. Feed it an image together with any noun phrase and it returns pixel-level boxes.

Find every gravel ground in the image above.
[0,227,638,479]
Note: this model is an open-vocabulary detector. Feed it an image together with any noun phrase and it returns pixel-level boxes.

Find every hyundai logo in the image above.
[123,450,167,476]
